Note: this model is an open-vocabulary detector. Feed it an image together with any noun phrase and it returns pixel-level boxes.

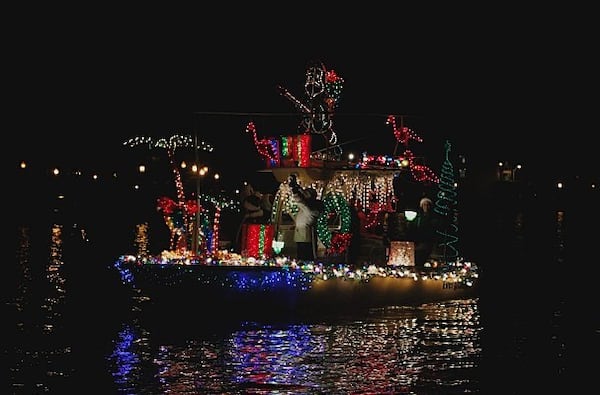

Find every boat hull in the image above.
[119,264,478,315]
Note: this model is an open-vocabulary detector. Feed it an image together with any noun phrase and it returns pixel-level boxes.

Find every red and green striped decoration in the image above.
[242,224,275,259]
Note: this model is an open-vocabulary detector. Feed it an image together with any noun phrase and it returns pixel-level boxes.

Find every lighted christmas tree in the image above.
[433,140,459,262]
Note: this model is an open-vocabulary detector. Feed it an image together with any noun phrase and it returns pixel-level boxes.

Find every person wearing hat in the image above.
[414,195,436,267]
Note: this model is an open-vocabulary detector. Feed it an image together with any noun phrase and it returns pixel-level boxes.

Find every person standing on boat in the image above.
[241,186,266,224]
[235,184,268,252]
[259,192,274,224]
[414,195,436,267]
[289,174,323,262]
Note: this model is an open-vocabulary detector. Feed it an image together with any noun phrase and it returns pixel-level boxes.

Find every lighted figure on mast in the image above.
[277,60,344,160]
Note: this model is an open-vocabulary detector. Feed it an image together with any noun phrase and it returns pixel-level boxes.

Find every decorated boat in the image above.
[114,61,479,313]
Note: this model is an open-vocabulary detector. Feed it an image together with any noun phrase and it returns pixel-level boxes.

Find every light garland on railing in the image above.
[114,254,478,292]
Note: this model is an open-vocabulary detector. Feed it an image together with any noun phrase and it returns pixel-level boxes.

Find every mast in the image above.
[192,126,201,255]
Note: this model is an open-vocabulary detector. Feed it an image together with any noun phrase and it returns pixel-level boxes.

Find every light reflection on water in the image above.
[107,300,481,394]
[8,224,73,393]
[8,205,583,393]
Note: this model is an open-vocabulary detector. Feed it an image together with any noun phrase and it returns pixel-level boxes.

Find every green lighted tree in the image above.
[433,140,459,262]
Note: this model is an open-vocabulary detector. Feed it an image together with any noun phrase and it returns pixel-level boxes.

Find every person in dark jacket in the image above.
[414,196,436,266]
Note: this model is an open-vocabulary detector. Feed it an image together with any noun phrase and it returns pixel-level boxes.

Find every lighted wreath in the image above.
[316,192,352,254]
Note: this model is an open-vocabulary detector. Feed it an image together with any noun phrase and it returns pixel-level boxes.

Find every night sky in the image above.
[10,12,593,189]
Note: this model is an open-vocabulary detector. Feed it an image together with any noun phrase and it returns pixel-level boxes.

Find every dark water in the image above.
[6,194,599,394]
